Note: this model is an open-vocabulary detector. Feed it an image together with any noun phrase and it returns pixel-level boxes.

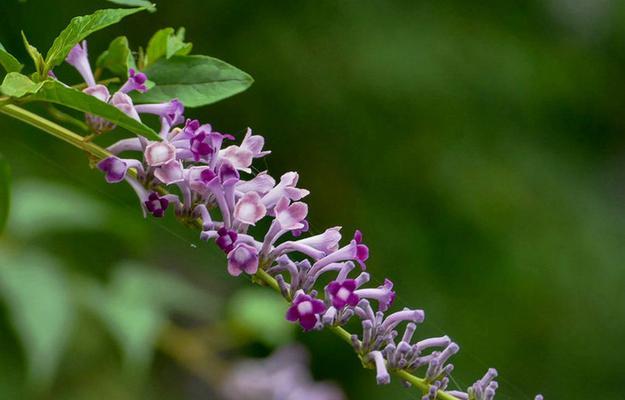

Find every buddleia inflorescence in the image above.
[57,37,543,400]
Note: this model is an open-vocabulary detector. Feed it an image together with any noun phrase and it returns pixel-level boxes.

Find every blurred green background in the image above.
[2,0,625,398]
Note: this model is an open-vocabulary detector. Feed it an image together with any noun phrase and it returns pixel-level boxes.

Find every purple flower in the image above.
[275,196,308,230]
[234,191,266,225]
[227,242,259,276]
[66,41,95,87]
[154,159,184,185]
[286,292,326,331]
[83,84,111,102]
[272,226,341,259]
[189,131,214,161]
[144,141,176,166]
[216,227,238,253]
[355,278,395,312]
[119,68,148,93]
[135,98,184,126]
[144,192,169,217]
[96,156,128,183]
[262,171,309,209]
[327,279,360,309]
[188,166,217,194]
[111,92,141,121]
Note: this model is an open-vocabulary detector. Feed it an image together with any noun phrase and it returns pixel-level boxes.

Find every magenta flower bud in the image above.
[66,41,95,87]
[216,227,238,253]
[327,279,360,309]
[119,68,148,93]
[286,292,326,331]
[96,156,128,183]
[234,191,266,225]
[227,242,259,276]
[144,141,176,166]
[144,192,169,217]
[189,131,214,161]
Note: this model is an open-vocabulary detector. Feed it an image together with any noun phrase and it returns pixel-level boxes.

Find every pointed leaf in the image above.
[0,154,9,235]
[96,36,136,78]
[0,72,44,97]
[0,251,73,387]
[44,7,147,72]
[0,73,159,140]
[106,0,156,12]
[133,55,254,107]
[0,42,23,74]
[167,27,193,58]
[21,32,45,76]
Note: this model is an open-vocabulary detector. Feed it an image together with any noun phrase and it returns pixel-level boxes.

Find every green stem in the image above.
[0,103,461,400]
[0,104,110,160]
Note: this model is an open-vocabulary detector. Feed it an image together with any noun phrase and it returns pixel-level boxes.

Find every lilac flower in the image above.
[327,279,359,309]
[219,128,270,172]
[119,68,148,93]
[110,92,141,121]
[144,141,176,166]
[135,98,184,126]
[187,166,216,194]
[216,227,238,253]
[354,278,395,312]
[83,84,111,102]
[144,192,169,217]
[286,292,326,331]
[271,226,341,259]
[227,242,259,276]
[233,191,266,225]
[96,156,143,183]
[66,41,95,87]
[153,159,184,185]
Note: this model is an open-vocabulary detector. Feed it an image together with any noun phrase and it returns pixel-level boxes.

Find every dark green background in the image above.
[1,0,625,399]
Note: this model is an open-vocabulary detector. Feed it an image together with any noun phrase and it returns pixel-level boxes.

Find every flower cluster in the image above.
[66,41,544,400]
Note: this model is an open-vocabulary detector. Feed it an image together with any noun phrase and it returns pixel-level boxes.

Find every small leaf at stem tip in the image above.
[145,27,192,68]
[0,153,10,235]
[96,36,136,78]
[0,42,24,74]
[44,7,150,74]
[21,32,45,76]
[132,55,254,108]
[105,0,157,12]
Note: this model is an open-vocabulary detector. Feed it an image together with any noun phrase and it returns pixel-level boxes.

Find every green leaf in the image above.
[44,7,148,73]
[133,55,254,107]
[96,36,136,78]
[0,154,9,235]
[0,72,44,97]
[106,0,156,12]
[145,27,192,68]
[228,288,293,347]
[0,42,23,74]
[0,73,159,140]
[21,32,45,76]
[168,28,193,59]
[0,250,73,387]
